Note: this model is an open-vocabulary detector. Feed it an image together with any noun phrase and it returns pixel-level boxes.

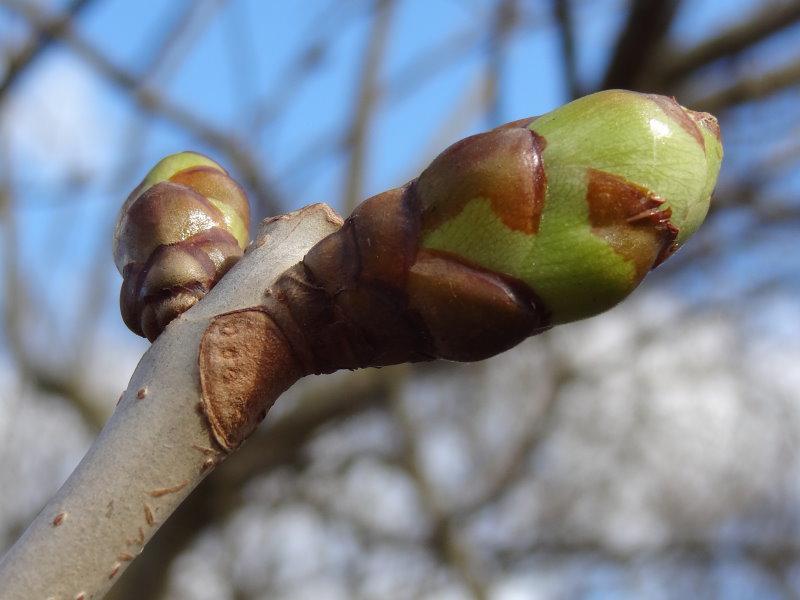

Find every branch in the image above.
[600,0,681,89]
[0,170,107,430]
[551,0,581,99]
[391,382,489,600]
[452,353,569,518]
[2,0,283,216]
[655,1,800,86]
[248,0,371,131]
[484,0,518,125]
[690,59,800,114]
[0,204,342,600]
[341,0,395,212]
[498,537,800,566]
[0,0,95,102]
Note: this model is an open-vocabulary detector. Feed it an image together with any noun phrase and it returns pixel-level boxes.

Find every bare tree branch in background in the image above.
[484,0,518,126]
[274,23,484,193]
[2,0,283,217]
[0,0,94,102]
[0,160,107,429]
[384,25,482,101]
[601,0,681,89]
[392,381,490,600]
[652,0,800,88]
[551,0,581,99]
[691,59,800,114]
[342,0,395,212]
[248,0,371,132]
[144,0,229,83]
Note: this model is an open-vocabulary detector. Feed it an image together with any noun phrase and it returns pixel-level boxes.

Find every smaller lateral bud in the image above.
[114,152,250,341]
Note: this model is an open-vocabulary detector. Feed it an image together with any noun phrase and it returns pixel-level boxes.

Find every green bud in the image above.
[113,151,251,340]
[419,90,723,324]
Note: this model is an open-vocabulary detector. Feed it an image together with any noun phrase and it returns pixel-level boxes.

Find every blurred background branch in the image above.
[0,0,798,598]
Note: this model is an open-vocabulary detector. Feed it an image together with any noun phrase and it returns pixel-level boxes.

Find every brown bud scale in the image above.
[115,155,250,340]
[586,169,679,274]
[200,170,551,450]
